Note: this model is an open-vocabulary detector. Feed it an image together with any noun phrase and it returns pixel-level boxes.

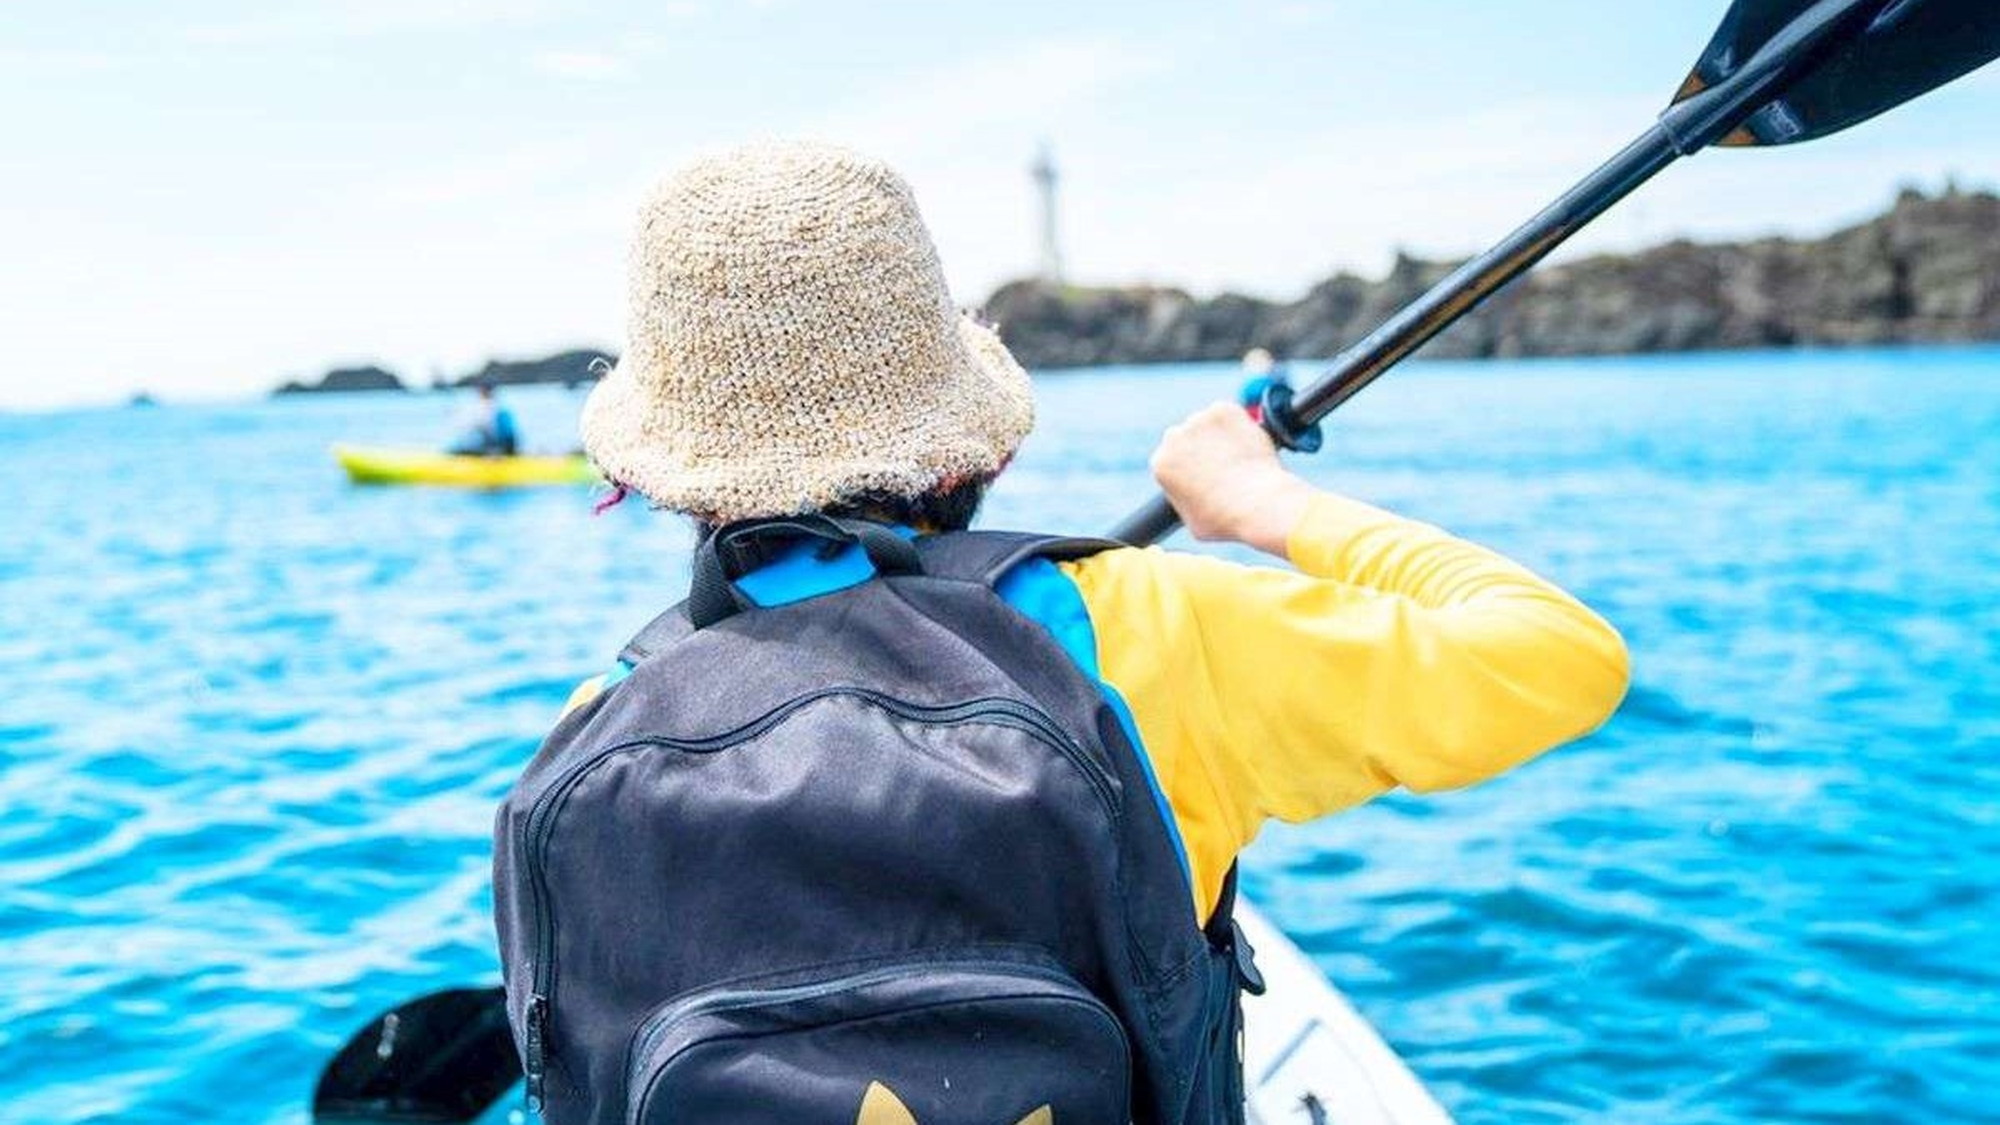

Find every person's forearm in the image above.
[1283,491,1567,610]
[1274,489,1631,792]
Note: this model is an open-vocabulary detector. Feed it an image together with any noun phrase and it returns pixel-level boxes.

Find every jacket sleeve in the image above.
[1062,491,1629,897]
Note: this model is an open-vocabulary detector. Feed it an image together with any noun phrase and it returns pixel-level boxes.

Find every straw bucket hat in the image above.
[580,140,1035,522]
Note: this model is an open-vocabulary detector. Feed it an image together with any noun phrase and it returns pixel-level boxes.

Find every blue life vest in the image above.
[493,406,519,454]
[493,517,1262,1124]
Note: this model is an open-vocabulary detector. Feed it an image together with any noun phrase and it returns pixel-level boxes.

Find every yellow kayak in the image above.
[333,444,599,488]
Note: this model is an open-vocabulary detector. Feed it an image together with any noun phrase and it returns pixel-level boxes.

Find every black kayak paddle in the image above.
[313,987,518,1123]
[312,1,2000,1120]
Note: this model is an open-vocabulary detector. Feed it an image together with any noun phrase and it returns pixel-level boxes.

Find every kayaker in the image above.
[494,140,1629,1123]
[450,381,520,456]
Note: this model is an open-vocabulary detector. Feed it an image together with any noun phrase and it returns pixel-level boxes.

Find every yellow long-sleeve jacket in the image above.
[1059,493,1629,917]
[564,492,1629,920]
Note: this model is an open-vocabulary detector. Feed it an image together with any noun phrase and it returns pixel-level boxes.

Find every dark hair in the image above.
[825,478,990,532]
[691,477,992,540]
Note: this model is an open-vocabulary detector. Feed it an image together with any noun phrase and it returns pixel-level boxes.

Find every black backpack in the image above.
[493,517,1262,1123]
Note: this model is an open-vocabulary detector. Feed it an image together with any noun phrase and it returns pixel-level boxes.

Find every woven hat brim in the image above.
[580,315,1033,522]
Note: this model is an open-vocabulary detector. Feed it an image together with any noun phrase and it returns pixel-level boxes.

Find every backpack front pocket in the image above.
[625,955,1131,1124]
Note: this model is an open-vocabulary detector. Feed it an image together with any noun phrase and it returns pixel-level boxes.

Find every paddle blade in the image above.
[1674,0,2000,146]
[313,987,521,1123]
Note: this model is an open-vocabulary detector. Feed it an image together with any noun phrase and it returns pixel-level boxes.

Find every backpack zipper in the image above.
[522,992,548,1112]
[623,956,1119,1122]
[516,689,1116,1108]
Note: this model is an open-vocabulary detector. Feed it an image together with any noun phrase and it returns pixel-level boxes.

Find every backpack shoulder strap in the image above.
[915,530,1124,589]
[616,604,694,668]
[1207,862,1266,994]
[618,529,1119,665]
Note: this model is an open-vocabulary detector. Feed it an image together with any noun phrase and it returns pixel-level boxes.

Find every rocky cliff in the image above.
[450,349,613,389]
[982,186,2000,368]
[276,350,612,398]
[273,365,406,395]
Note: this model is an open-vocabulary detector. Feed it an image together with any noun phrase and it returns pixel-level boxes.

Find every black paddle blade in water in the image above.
[313,987,520,1123]
[1676,0,2000,146]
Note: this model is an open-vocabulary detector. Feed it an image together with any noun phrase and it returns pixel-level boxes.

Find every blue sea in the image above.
[3,348,1996,1123]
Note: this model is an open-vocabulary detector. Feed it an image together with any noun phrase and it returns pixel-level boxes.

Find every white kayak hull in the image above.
[1239,901,1453,1124]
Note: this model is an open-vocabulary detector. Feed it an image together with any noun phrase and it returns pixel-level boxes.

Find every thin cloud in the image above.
[0,47,125,72]
[358,133,620,209]
[1270,2,1329,27]
[529,49,634,82]
[805,36,1173,157]
[181,0,549,47]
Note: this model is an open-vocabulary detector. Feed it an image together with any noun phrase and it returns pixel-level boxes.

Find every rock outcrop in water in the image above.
[981,186,2000,367]
[275,350,614,398]
[449,349,613,390]
[273,365,407,396]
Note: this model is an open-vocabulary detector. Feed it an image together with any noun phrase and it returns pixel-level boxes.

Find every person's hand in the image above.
[1148,402,1315,557]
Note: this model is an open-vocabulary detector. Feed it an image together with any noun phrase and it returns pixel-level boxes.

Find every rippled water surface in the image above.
[4,349,1997,1123]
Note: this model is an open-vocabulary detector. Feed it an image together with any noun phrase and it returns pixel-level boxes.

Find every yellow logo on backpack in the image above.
[856,1081,1052,1125]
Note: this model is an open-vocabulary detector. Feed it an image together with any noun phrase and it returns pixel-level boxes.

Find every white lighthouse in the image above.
[1031,143,1065,285]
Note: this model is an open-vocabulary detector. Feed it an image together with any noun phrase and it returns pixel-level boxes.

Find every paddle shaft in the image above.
[1107,127,1678,546]
[1111,0,1889,548]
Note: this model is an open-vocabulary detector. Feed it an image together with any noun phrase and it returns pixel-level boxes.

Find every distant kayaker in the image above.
[449,381,519,456]
[492,141,1630,1123]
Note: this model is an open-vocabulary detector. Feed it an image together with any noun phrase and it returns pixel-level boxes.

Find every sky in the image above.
[2,0,1995,410]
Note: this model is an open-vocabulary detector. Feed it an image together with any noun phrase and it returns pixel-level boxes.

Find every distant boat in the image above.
[332,444,598,489]
[128,392,158,408]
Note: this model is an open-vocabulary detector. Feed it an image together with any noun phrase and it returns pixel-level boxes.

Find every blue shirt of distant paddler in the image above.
[450,382,519,457]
